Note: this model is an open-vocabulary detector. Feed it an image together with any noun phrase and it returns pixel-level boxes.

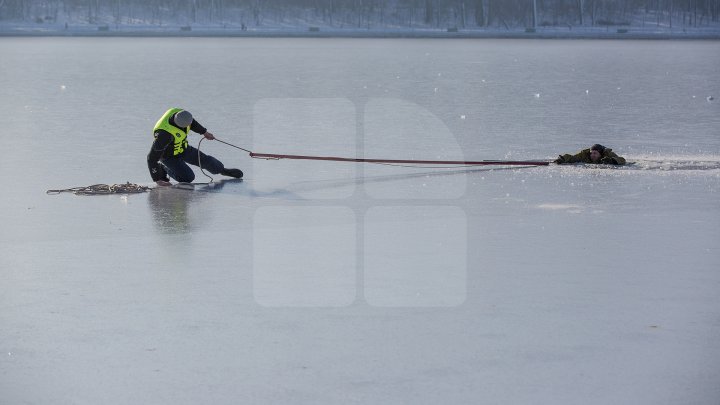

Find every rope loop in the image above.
[47,182,151,195]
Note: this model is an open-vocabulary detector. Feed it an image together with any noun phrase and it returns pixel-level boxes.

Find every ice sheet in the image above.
[1,38,719,404]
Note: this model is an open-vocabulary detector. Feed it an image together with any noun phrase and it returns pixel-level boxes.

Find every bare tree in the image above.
[577,0,583,24]
[474,0,485,25]
[424,0,433,24]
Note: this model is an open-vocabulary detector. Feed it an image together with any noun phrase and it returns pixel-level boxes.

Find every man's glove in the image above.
[600,157,618,165]
[554,155,566,164]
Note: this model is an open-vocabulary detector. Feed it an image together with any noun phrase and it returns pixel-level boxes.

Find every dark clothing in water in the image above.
[555,148,626,165]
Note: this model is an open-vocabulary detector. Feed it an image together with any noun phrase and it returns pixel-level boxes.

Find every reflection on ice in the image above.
[148,184,212,233]
[147,179,244,233]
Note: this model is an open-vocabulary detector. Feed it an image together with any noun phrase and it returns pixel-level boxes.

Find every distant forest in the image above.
[2,0,719,29]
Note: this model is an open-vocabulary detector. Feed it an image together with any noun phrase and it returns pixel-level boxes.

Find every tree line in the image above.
[2,0,719,28]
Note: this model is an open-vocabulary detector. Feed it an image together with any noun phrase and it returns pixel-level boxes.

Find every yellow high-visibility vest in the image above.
[153,108,189,156]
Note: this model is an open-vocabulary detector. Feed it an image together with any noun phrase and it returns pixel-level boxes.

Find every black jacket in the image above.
[147,116,207,181]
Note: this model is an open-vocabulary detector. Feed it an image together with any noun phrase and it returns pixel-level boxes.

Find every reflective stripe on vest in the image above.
[153,108,189,156]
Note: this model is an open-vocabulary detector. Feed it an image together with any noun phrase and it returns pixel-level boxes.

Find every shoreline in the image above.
[2,25,719,40]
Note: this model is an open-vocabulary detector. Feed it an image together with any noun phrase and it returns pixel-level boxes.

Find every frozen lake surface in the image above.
[1,38,719,404]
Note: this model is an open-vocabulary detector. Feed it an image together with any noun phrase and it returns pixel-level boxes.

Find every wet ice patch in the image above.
[537,203,584,214]
[630,155,720,171]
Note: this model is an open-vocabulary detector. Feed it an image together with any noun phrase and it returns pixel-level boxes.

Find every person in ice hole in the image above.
[554,144,626,165]
[147,108,244,186]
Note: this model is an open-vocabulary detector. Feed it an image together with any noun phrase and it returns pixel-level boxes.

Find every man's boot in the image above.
[221,168,243,178]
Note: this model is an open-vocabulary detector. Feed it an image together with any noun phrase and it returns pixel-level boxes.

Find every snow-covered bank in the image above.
[2,22,720,39]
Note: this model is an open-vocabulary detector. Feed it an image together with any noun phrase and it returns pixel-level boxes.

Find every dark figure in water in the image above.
[554,144,626,165]
[147,108,243,186]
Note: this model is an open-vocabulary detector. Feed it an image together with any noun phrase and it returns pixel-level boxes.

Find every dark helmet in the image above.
[174,110,193,128]
[590,144,606,153]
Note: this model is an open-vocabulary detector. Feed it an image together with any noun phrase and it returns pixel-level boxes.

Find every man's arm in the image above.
[190,119,215,140]
[555,150,588,164]
[190,119,207,135]
[601,150,626,165]
[147,131,173,182]
[555,153,573,164]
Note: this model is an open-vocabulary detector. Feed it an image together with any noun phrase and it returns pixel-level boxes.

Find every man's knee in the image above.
[162,159,196,183]
[202,156,225,174]
[176,171,195,183]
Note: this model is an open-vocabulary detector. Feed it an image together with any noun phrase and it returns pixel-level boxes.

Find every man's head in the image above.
[174,110,193,128]
[589,144,605,162]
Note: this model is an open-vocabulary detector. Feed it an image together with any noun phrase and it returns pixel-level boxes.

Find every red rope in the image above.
[249,152,550,166]
[214,138,550,166]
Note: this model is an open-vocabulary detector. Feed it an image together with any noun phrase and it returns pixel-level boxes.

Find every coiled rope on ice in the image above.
[46,182,151,195]
[47,139,215,195]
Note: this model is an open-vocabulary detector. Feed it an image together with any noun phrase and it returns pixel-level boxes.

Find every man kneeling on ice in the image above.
[554,144,626,165]
[147,108,243,186]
